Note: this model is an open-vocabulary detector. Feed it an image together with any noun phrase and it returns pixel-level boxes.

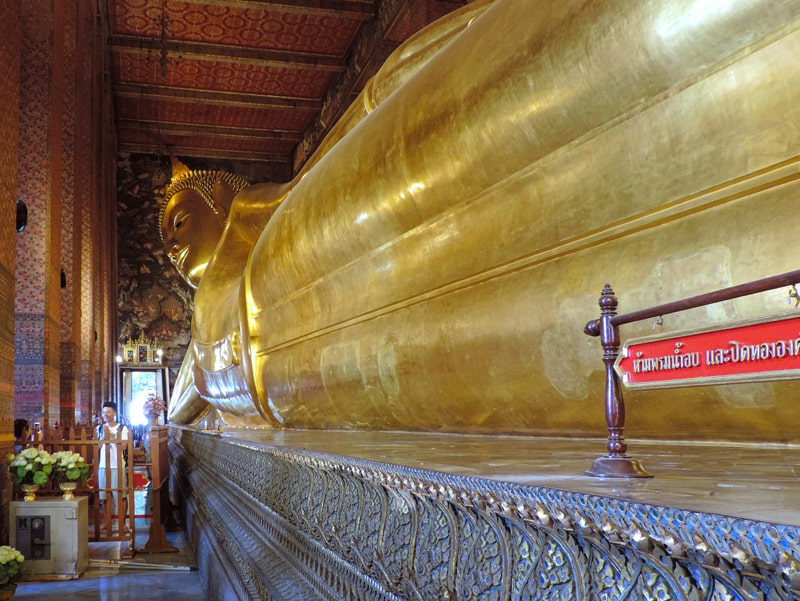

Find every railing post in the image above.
[585,284,652,478]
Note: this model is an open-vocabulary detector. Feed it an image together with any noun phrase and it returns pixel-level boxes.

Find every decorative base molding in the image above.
[170,429,800,601]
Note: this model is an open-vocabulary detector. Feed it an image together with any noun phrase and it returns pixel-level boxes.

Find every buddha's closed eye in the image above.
[173,211,190,231]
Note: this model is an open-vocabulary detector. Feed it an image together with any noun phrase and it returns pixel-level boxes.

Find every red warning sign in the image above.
[614,314,800,389]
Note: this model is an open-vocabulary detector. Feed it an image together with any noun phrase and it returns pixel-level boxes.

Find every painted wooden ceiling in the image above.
[107,0,467,181]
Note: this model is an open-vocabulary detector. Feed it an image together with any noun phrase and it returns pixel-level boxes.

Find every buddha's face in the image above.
[160,188,225,289]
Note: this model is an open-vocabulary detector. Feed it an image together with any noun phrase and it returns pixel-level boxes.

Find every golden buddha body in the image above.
[162,0,800,442]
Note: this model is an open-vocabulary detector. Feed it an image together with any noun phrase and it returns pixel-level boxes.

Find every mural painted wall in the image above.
[116,154,274,388]
[116,154,192,379]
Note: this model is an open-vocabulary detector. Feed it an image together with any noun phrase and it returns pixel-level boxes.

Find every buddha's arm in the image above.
[167,352,208,425]
[192,182,288,343]
[173,278,280,426]
[168,183,288,425]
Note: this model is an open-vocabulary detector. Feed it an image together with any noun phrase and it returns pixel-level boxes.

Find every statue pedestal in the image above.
[170,427,800,601]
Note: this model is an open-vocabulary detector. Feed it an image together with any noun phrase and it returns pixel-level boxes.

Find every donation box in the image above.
[10,496,88,579]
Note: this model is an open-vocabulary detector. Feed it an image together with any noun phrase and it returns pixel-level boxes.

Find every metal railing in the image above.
[583,269,800,478]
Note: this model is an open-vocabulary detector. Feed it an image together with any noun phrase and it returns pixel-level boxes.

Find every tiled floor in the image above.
[12,527,205,601]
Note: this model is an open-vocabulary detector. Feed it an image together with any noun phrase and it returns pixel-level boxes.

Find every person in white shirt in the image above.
[97,401,130,529]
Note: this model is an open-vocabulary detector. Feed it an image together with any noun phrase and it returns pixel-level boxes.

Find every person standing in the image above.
[97,401,130,531]
[13,419,29,454]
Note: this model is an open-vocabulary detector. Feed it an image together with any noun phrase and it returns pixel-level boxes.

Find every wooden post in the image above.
[585,284,652,478]
[144,425,177,552]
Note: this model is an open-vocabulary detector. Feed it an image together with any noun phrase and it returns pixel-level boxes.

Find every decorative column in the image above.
[0,0,21,546]
[15,0,63,427]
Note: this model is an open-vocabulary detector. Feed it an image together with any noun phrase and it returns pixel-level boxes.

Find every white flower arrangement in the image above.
[0,545,24,587]
[50,450,90,483]
[6,447,54,486]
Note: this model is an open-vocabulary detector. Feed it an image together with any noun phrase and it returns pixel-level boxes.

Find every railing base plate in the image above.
[585,455,653,478]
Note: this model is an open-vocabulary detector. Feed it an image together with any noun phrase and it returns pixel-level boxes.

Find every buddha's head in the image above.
[160,157,250,289]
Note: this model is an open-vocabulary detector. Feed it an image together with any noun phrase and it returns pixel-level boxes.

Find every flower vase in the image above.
[59,481,78,501]
[142,428,151,461]
[148,414,159,428]
[20,484,39,502]
[0,584,17,600]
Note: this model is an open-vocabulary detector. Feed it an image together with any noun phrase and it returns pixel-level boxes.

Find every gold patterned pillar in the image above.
[57,1,79,426]
[9,0,113,438]
[0,0,21,545]
[15,0,63,428]
[52,0,103,426]
[74,0,96,423]
[93,0,118,419]
[59,0,113,424]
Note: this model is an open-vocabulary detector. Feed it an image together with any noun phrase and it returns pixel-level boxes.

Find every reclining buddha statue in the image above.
[161,0,800,441]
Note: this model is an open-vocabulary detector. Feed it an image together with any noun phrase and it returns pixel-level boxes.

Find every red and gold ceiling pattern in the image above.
[107,0,468,178]
[113,0,364,54]
[116,96,317,133]
[119,126,297,155]
[115,50,335,98]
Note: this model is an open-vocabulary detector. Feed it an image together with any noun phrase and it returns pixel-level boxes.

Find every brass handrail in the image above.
[583,269,800,478]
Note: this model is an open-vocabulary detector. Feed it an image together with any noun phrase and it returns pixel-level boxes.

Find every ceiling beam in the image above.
[117,118,303,141]
[113,83,323,111]
[179,0,374,19]
[118,140,292,164]
[111,35,346,69]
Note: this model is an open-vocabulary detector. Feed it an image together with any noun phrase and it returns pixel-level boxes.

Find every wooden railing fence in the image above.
[16,424,136,556]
